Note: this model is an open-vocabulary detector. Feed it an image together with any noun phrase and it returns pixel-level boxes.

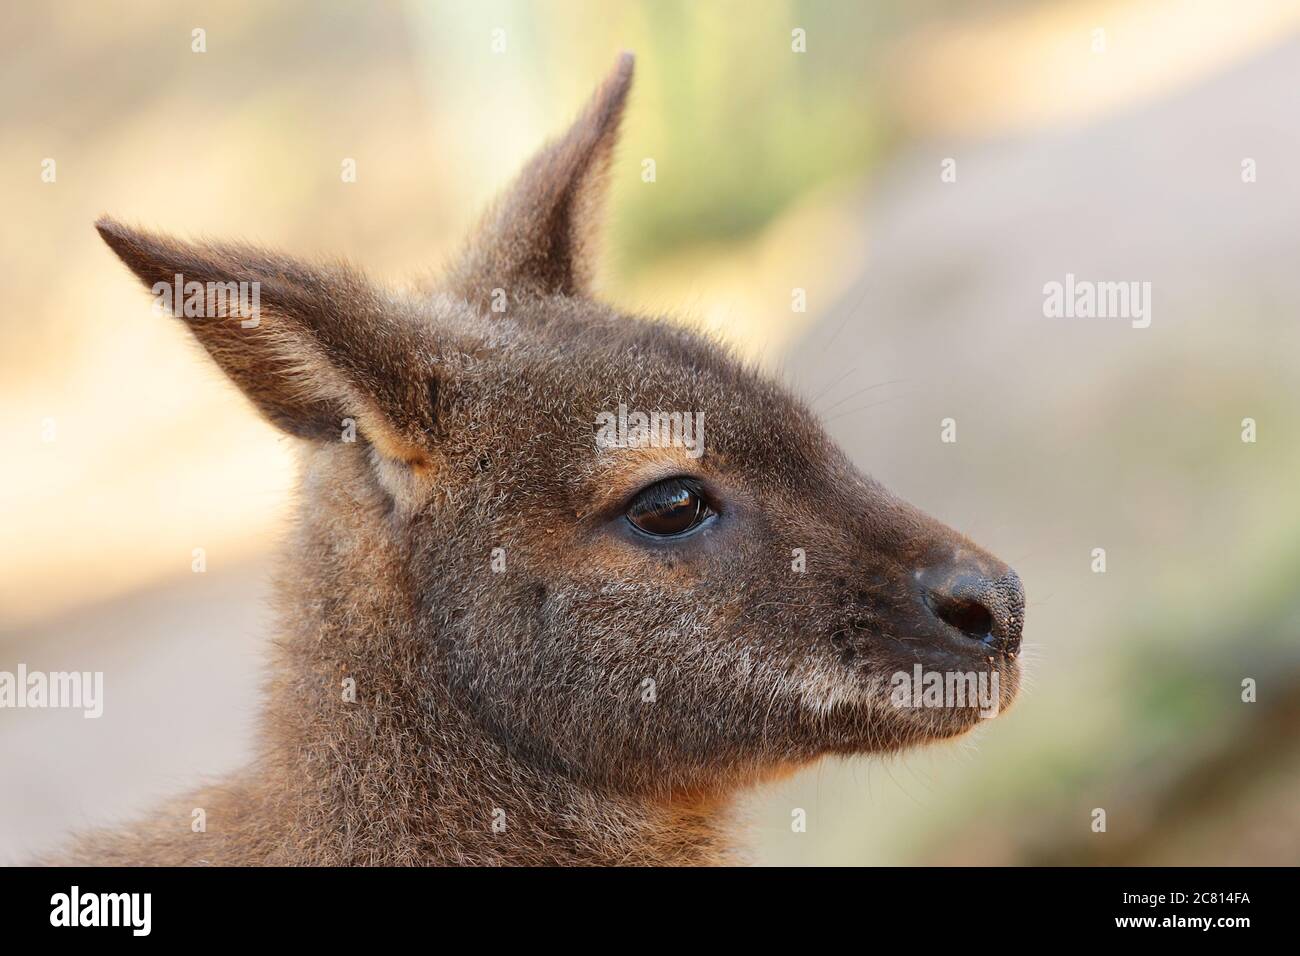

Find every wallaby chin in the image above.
[73,52,1023,866]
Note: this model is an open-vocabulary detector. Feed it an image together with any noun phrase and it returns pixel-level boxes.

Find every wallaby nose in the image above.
[920,565,1024,656]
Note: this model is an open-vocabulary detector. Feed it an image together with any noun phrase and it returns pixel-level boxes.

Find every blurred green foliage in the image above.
[614,0,895,263]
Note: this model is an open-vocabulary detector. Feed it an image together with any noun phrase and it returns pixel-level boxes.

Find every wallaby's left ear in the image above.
[452,52,634,309]
[95,217,438,470]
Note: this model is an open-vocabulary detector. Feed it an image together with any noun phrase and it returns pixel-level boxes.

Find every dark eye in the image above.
[625,477,714,538]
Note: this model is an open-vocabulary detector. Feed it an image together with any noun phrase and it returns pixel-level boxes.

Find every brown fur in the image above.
[66,54,1023,866]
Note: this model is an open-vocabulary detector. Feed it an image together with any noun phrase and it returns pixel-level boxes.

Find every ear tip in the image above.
[611,50,635,94]
[94,217,172,278]
[581,52,633,134]
[94,215,134,252]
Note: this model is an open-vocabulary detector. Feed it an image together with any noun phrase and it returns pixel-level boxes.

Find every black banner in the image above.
[0,866,1286,940]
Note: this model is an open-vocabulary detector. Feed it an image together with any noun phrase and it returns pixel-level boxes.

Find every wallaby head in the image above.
[93,53,1023,864]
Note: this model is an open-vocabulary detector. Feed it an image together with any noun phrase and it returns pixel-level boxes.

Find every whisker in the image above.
[824,395,906,424]
[818,378,905,414]
[807,364,859,407]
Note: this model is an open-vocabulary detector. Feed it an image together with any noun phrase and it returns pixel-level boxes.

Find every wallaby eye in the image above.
[625,477,713,538]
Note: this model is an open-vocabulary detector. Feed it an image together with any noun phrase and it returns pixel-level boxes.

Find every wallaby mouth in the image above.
[822,541,1025,736]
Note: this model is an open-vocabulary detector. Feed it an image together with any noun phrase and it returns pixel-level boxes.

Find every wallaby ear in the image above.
[95,217,435,467]
[452,52,634,308]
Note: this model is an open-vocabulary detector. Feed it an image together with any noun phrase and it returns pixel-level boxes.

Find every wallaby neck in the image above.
[255,578,732,865]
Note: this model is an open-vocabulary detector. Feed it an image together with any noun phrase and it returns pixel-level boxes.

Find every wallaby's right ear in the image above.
[451,52,634,309]
[96,218,436,466]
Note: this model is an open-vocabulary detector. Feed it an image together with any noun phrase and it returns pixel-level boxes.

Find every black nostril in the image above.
[920,566,1024,655]
[929,593,994,641]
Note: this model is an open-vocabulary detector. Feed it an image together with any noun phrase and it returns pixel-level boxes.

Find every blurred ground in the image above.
[3,0,1298,864]
[0,561,269,863]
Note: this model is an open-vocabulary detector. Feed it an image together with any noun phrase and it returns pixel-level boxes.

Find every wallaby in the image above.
[70,53,1023,866]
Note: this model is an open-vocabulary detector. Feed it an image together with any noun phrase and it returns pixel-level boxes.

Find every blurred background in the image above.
[3,0,1299,864]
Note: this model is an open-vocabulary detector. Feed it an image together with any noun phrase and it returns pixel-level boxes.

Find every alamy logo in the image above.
[889,665,1000,718]
[0,664,103,718]
[1042,273,1151,328]
[595,403,704,459]
[50,886,151,936]
[152,273,261,327]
